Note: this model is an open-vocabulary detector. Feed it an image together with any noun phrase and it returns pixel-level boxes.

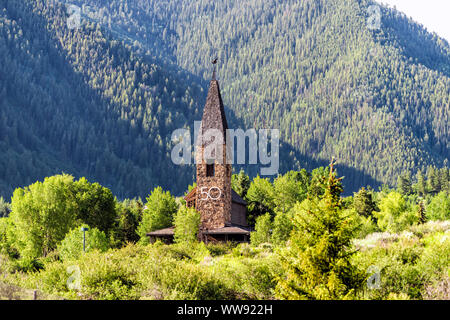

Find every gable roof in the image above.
[184,187,197,201]
[231,189,247,205]
[147,226,174,236]
[202,225,251,235]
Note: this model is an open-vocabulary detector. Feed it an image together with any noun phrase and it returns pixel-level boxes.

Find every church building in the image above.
[147,64,250,243]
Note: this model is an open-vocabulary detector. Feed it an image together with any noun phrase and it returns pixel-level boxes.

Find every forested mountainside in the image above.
[0,0,205,198]
[0,0,449,199]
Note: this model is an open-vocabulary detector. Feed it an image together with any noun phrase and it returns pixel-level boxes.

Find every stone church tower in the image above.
[195,73,232,230]
[148,62,249,243]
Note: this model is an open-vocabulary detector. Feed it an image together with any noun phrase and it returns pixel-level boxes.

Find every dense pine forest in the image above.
[0,0,205,198]
[1,0,449,200]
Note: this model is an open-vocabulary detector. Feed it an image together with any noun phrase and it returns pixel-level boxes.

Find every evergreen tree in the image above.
[353,187,377,218]
[111,199,142,247]
[438,168,450,193]
[308,167,329,199]
[427,166,441,195]
[231,169,251,198]
[415,170,428,197]
[397,171,413,196]
[275,162,364,300]
[416,201,426,224]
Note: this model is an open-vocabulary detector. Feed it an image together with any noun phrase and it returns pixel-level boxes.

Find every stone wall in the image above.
[196,144,232,229]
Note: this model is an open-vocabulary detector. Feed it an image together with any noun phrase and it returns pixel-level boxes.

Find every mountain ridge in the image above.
[0,0,448,199]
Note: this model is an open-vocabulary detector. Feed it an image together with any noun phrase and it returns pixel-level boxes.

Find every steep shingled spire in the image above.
[197,61,229,146]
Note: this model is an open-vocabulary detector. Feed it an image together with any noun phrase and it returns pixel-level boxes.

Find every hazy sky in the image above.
[377,0,450,42]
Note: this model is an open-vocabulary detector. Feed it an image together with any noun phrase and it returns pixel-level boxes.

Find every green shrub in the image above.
[409,220,450,238]
[426,192,450,221]
[0,253,17,275]
[28,261,74,297]
[157,261,231,299]
[0,217,17,257]
[352,243,422,299]
[8,175,117,260]
[232,243,254,258]
[78,251,139,300]
[271,210,293,246]
[212,253,280,299]
[166,242,210,263]
[8,175,80,259]
[423,276,450,300]
[137,187,178,244]
[14,257,45,274]
[206,242,236,256]
[417,232,450,278]
[352,232,449,300]
[386,292,410,300]
[173,206,200,244]
[250,213,272,246]
[58,225,109,262]
[374,191,417,232]
[111,199,142,248]
[0,197,11,218]
[346,208,379,239]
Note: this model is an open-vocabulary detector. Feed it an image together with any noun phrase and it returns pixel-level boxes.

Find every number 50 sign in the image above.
[200,187,222,200]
